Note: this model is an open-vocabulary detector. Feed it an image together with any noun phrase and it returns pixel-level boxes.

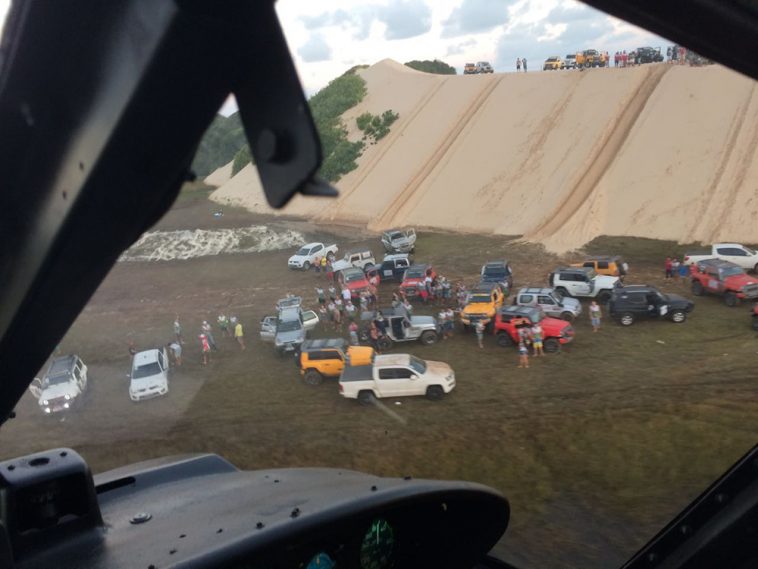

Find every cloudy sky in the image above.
[0,0,669,104]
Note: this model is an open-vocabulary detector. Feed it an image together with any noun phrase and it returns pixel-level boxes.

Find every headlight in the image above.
[63,402,70,409]
[64,394,71,400]
[275,339,283,346]
[41,399,48,406]
[44,407,51,414]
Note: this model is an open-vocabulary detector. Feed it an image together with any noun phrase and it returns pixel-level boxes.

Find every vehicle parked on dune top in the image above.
[543,56,562,70]
[514,287,582,321]
[576,49,603,68]
[460,282,508,329]
[381,228,416,253]
[129,348,169,402]
[571,255,629,279]
[287,242,338,270]
[494,306,574,353]
[561,54,577,69]
[476,61,494,73]
[359,308,439,349]
[683,243,758,273]
[608,285,694,326]
[548,267,620,301]
[331,249,375,272]
[297,339,373,386]
[690,259,758,306]
[28,354,88,415]
[374,253,412,282]
[480,260,513,289]
[401,263,436,298]
[337,266,371,298]
[636,46,664,63]
[463,62,477,74]
[339,351,456,404]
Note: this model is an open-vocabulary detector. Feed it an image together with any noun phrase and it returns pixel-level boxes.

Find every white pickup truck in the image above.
[28,354,88,414]
[339,352,455,404]
[683,243,758,273]
[287,242,338,270]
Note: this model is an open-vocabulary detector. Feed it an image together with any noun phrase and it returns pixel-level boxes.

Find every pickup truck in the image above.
[493,306,574,353]
[401,263,435,298]
[690,259,758,306]
[381,228,416,253]
[287,242,338,270]
[129,348,170,402]
[298,339,373,385]
[260,306,319,353]
[331,249,375,272]
[548,267,620,301]
[374,253,411,282]
[339,352,456,404]
[683,243,758,273]
[28,354,88,414]
[337,267,371,299]
[480,260,513,289]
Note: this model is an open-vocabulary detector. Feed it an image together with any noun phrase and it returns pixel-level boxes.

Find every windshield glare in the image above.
[46,374,70,386]
[278,319,301,332]
[296,247,310,255]
[344,272,364,282]
[468,294,491,303]
[409,356,427,375]
[721,267,744,277]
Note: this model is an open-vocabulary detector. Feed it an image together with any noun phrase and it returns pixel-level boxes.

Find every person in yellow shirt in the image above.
[234,320,245,350]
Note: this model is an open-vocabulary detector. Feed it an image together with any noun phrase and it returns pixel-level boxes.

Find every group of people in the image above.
[516,57,528,72]
[164,314,246,368]
[664,257,690,280]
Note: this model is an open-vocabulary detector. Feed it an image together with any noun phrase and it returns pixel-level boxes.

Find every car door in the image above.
[376,367,405,397]
[259,316,277,342]
[705,269,723,293]
[72,363,84,393]
[577,274,593,295]
[310,244,323,261]
[319,350,343,377]
[537,294,558,316]
[302,310,319,332]
[406,229,416,245]
[715,246,748,269]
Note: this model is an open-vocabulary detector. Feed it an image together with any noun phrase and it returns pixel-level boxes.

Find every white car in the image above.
[683,243,758,273]
[29,354,88,414]
[339,353,455,404]
[287,242,338,270]
[129,348,169,401]
[331,249,375,272]
[548,267,620,302]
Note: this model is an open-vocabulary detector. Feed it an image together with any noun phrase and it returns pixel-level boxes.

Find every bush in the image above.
[320,139,365,182]
[355,109,399,142]
[231,145,252,176]
[404,59,457,75]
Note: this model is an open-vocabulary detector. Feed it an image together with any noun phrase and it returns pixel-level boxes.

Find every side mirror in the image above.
[410,375,418,380]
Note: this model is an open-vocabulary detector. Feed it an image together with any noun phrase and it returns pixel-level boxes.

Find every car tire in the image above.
[670,310,687,323]
[560,311,574,322]
[303,369,323,386]
[543,338,560,353]
[692,281,704,296]
[420,330,438,345]
[426,385,445,401]
[724,292,738,307]
[753,263,758,274]
[358,390,375,406]
[303,261,310,271]
[377,337,393,351]
[619,313,635,326]
[496,332,513,347]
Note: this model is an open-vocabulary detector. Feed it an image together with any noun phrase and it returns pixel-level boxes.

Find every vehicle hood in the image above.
[463,302,495,315]
[402,276,425,285]
[130,374,167,391]
[594,275,620,287]
[346,278,369,290]
[424,360,454,377]
[410,315,436,327]
[39,383,78,401]
[277,329,305,344]
[559,297,582,313]
[725,274,758,289]
[542,316,572,333]
[664,294,694,308]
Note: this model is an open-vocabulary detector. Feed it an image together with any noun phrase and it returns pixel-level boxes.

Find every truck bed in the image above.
[339,364,373,382]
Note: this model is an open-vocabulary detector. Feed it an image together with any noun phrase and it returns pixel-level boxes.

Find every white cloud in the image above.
[298,32,332,62]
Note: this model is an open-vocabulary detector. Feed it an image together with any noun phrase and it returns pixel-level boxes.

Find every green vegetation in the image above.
[356,110,399,142]
[404,59,457,75]
[231,145,252,176]
[190,113,246,177]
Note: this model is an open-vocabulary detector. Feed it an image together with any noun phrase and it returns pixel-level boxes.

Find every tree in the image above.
[404,59,457,75]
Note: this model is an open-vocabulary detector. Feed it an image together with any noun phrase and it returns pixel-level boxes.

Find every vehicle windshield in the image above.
[408,356,427,375]
[553,290,564,302]
[277,319,302,332]
[4,4,757,569]
[132,362,161,379]
[743,247,756,255]
[721,266,744,277]
[46,374,71,386]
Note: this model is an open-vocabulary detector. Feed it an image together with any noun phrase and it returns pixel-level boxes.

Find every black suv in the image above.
[371,253,411,282]
[609,285,694,326]
[480,260,513,289]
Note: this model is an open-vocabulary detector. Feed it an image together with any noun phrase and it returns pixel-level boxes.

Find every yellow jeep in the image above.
[299,339,372,385]
[460,282,507,329]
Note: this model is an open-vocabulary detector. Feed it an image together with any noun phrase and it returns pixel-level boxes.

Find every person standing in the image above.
[517,341,530,368]
[218,314,230,338]
[475,319,486,349]
[445,308,455,339]
[174,316,184,344]
[678,261,689,282]
[671,258,681,281]
[328,284,337,302]
[199,333,211,366]
[516,58,521,71]
[234,319,245,350]
[202,320,218,351]
[341,286,352,306]
[369,322,380,352]
[402,297,413,315]
[589,300,602,333]
[522,58,527,72]
[531,322,544,356]
[664,256,673,279]
[349,321,359,346]
[169,341,182,366]
[316,285,326,307]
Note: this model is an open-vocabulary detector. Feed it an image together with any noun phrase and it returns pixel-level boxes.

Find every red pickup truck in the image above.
[690,259,758,307]
[493,306,574,353]
[401,264,435,299]
[337,267,370,299]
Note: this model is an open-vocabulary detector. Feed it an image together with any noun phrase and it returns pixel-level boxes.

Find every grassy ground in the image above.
[2,191,756,569]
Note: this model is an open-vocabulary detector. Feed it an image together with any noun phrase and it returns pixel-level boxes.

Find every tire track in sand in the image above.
[368,74,504,230]
[320,77,448,221]
[525,64,671,242]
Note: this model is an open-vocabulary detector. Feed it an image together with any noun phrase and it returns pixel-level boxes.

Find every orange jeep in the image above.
[299,339,373,385]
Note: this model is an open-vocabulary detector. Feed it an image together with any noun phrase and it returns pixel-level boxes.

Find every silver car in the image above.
[260,306,319,353]
[515,287,582,321]
[381,228,416,253]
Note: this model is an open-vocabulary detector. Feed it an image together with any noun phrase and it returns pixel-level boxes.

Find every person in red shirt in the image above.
[665,256,673,279]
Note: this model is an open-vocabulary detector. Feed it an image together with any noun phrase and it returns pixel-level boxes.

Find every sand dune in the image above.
[205,160,234,187]
[210,59,758,252]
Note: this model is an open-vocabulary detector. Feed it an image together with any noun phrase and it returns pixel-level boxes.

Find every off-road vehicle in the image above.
[608,285,694,326]
[514,287,582,321]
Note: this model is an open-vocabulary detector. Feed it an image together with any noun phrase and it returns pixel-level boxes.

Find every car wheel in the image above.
[543,338,560,353]
[358,390,375,406]
[426,385,445,401]
[670,310,687,323]
[377,337,393,351]
[420,330,438,345]
[496,332,513,347]
[724,292,738,307]
[692,280,704,296]
[597,291,611,303]
[560,311,574,322]
[303,369,323,386]
[619,313,635,326]
[303,261,310,271]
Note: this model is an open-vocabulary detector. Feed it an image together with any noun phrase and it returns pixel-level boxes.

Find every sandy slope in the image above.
[210,59,758,252]
[204,160,234,187]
